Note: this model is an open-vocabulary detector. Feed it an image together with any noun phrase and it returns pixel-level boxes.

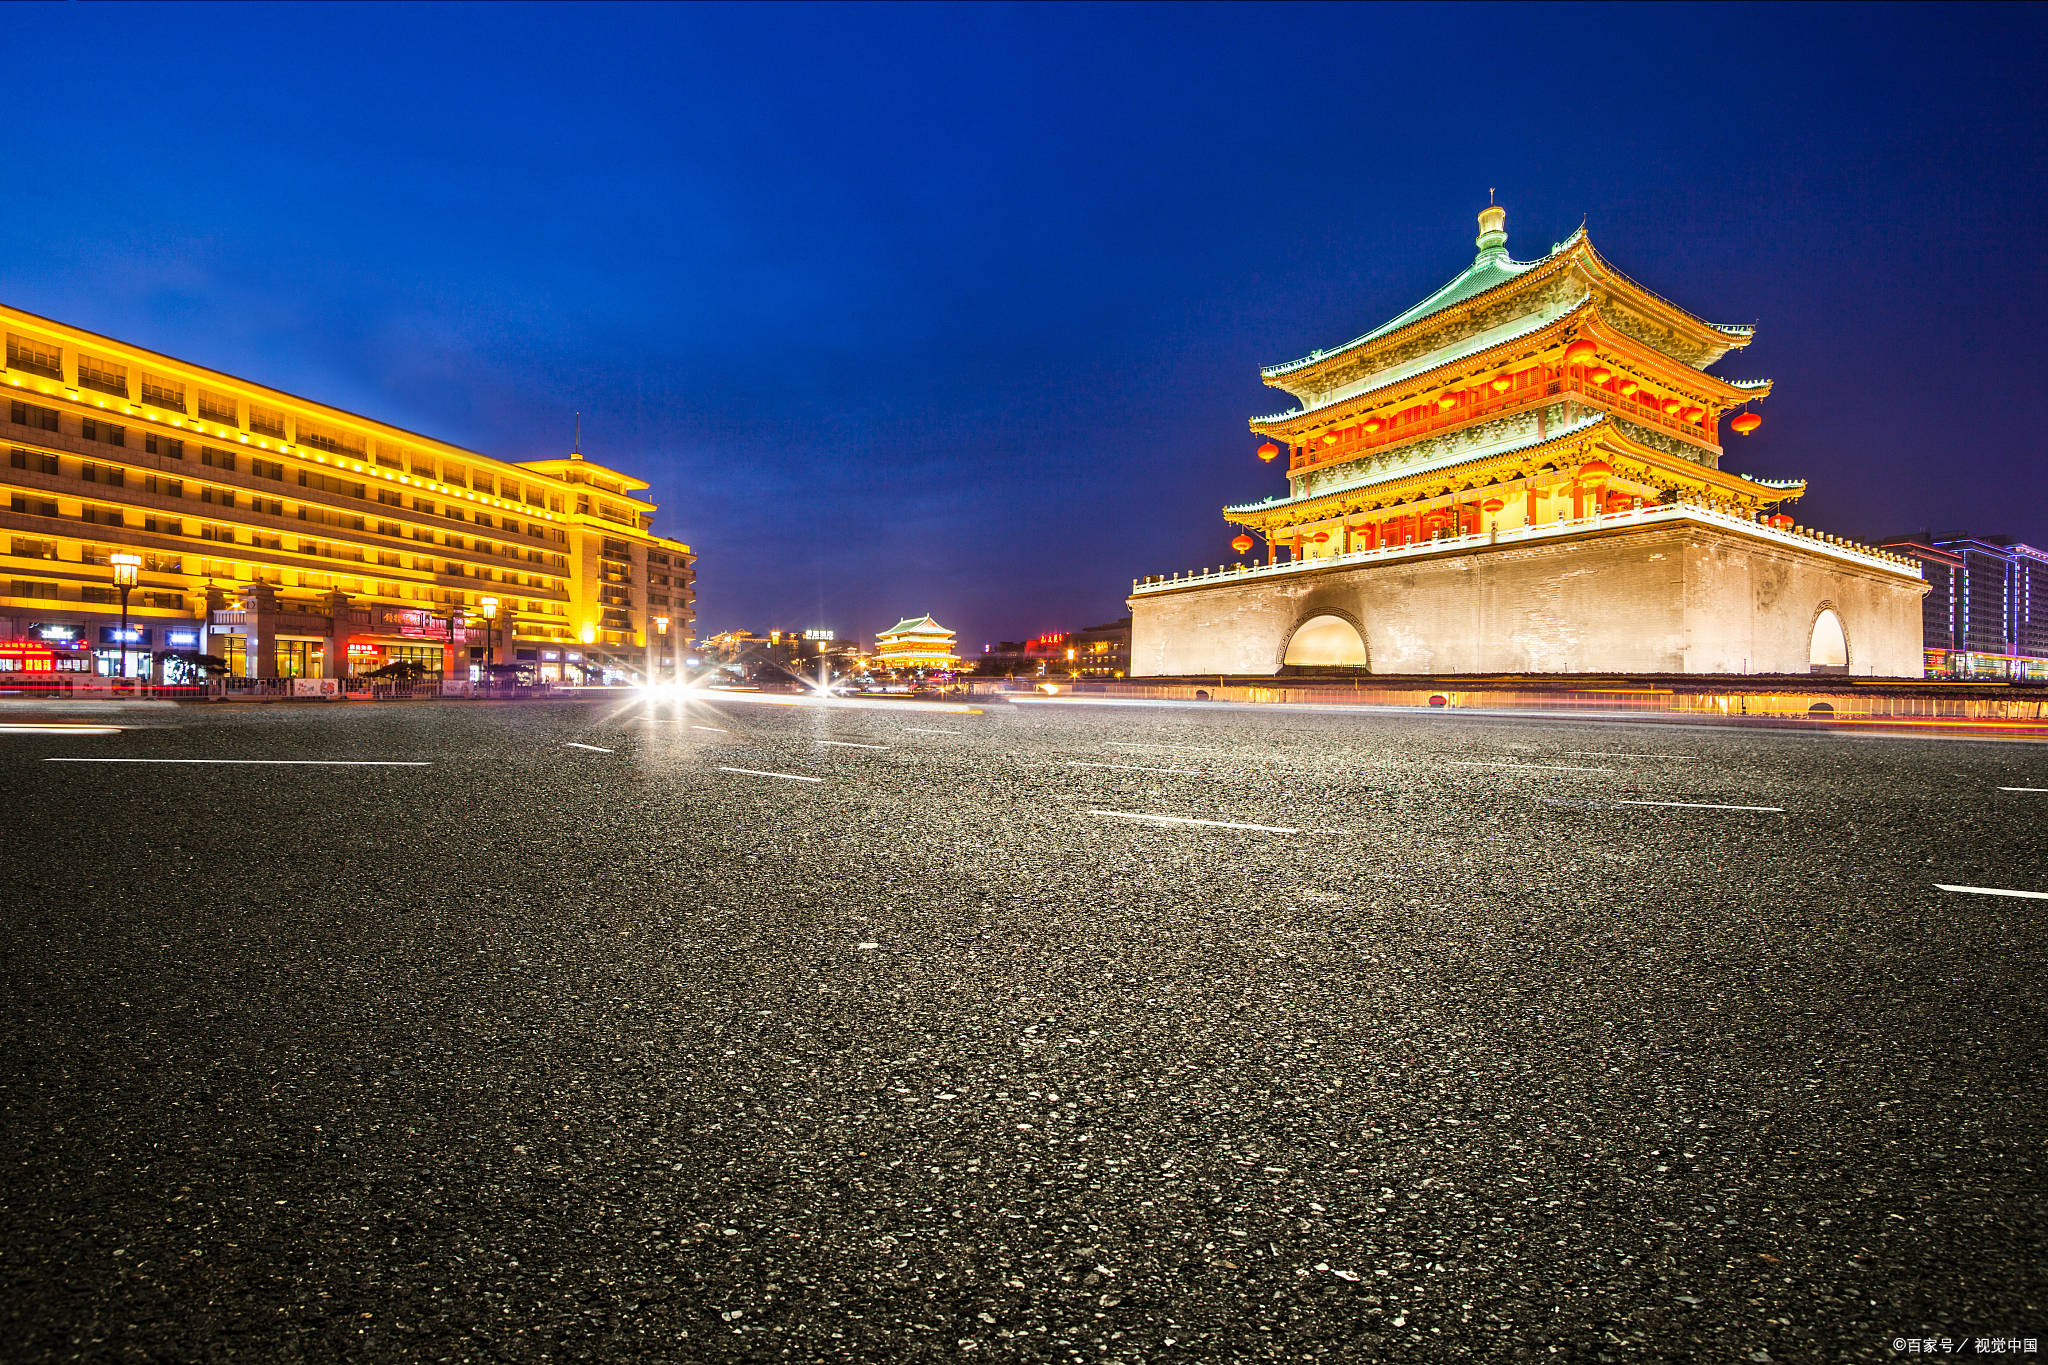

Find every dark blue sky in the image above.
[5,3,2043,646]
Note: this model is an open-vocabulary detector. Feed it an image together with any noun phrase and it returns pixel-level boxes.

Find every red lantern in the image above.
[1362,418,1383,434]
[1661,398,1682,415]
[1564,339,1598,366]
[1681,406,1705,424]
[1617,379,1639,396]
[1579,459,1613,483]
[1589,367,1612,384]
[1482,497,1504,513]
[1231,534,1254,555]
[1321,432,1338,445]
[1257,442,1280,462]
[1489,375,1512,393]
[1436,394,1459,411]
[1765,512,1793,529]
[1731,413,1763,435]
[1311,531,1330,543]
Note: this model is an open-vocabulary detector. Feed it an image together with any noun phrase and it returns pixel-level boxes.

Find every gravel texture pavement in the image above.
[1,695,2043,1362]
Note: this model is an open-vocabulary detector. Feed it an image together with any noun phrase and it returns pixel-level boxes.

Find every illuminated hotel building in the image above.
[0,303,693,679]
[1129,205,1927,677]
[1883,534,2048,681]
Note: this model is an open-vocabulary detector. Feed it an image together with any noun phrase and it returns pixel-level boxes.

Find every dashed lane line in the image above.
[1085,808,1297,834]
[816,740,889,750]
[1067,761,1201,774]
[1446,760,1615,773]
[1936,884,2048,901]
[902,727,963,735]
[564,742,614,753]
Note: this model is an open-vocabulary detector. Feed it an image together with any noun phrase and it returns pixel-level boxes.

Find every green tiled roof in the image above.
[1261,227,1585,381]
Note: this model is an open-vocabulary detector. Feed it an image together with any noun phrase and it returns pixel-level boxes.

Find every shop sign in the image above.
[163,629,200,649]
[98,626,151,645]
[347,642,382,657]
[541,650,561,661]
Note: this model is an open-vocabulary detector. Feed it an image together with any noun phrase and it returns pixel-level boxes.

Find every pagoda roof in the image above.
[1224,413,1804,527]
[878,615,954,638]
[1260,211,1755,399]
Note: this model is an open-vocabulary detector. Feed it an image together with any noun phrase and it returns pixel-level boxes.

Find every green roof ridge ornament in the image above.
[1474,193,1508,261]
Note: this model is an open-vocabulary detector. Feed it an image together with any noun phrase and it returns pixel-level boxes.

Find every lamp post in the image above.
[478,597,499,674]
[654,614,670,684]
[110,553,141,681]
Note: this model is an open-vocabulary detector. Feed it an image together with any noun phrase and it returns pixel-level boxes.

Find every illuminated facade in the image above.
[1883,534,2048,682]
[873,615,958,671]
[0,303,694,680]
[1129,206,1927,676]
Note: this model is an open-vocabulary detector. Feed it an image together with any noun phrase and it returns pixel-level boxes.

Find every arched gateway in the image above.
[1809,607,1849,674]
[1283,614,1368,668]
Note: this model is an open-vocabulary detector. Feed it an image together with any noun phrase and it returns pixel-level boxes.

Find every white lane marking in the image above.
[1446,760,1614,773]
[1105,741,1219,751]
[564,742,613,753]
[817,739,889,750]
[1556,751,1698,760]
[1611,799,1783,813]
[1085,808,1297,834]
[691,724,728,732]
[0,724,123,735]
[719,766,822,784]
[1997,787,2048,793]
[1936,883,2048,901]
[1067,761,1199,774]
[43,758,430,766]
[902,727,963,735]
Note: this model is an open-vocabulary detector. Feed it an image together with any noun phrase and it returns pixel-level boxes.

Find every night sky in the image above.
[4,4,2043,648]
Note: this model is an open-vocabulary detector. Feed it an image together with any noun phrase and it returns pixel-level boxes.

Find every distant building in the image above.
[1882,534,2048,681]
[975,618,1131,678]
[0,301,694,682]
[874,615,958,672]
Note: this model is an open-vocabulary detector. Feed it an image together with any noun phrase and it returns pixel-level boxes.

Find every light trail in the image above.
[1610,799,1784,812]
[43,758,430,766]
[1085,808,1297,833]
[1555,751,1699,760]
[1936,884,2048,900]
[1996,787,2048,793]
[0,724,123,735]
[564,742,613,753]
[719,766,822,783]
[1446,760,1614,773]
[691,724,728,732]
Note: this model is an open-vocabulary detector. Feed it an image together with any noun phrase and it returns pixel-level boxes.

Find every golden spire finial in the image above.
[1476,196,1507,255]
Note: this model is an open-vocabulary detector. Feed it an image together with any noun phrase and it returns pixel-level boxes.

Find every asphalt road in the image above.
[2,694,2043,1363]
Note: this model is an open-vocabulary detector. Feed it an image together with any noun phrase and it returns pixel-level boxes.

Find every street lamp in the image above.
[478,596,499,673]
[654,614,670,683]
[110,553,141,681]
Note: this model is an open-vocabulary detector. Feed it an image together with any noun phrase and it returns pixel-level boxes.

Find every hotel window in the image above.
[473,472,494,494]
[140,373,187,413]
[143,553,182,572]
[143,516,183,535]
[297,422,363,457]
[377,490,401,507]
[12,579,61,598]
[375,520,399,536]
[200,487,237,508]
[443,464,466,488]
[9,448,57,474]
[145,433,185,459]
[12,400,60,431]
[5,333,62,379]
[81,462,125,486]
[144,592,185,609]
[196,389,238,425]
[249,404,286,439]
[252,498,283,516]
[411,498,434,513]
[252,534,281,551]
[10,537,57,559]
[374,441,406,469]
[251,458,285,481]
[80,586,118,604]
[81,418,127,447]
[524,485,544,507]
[144,475,182,497]
[81,505,124,527]
[10,495,59,516]
[201,446,237,472]
[200,524,234,542]
[77,354,129,398]
[298,470,365,498]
